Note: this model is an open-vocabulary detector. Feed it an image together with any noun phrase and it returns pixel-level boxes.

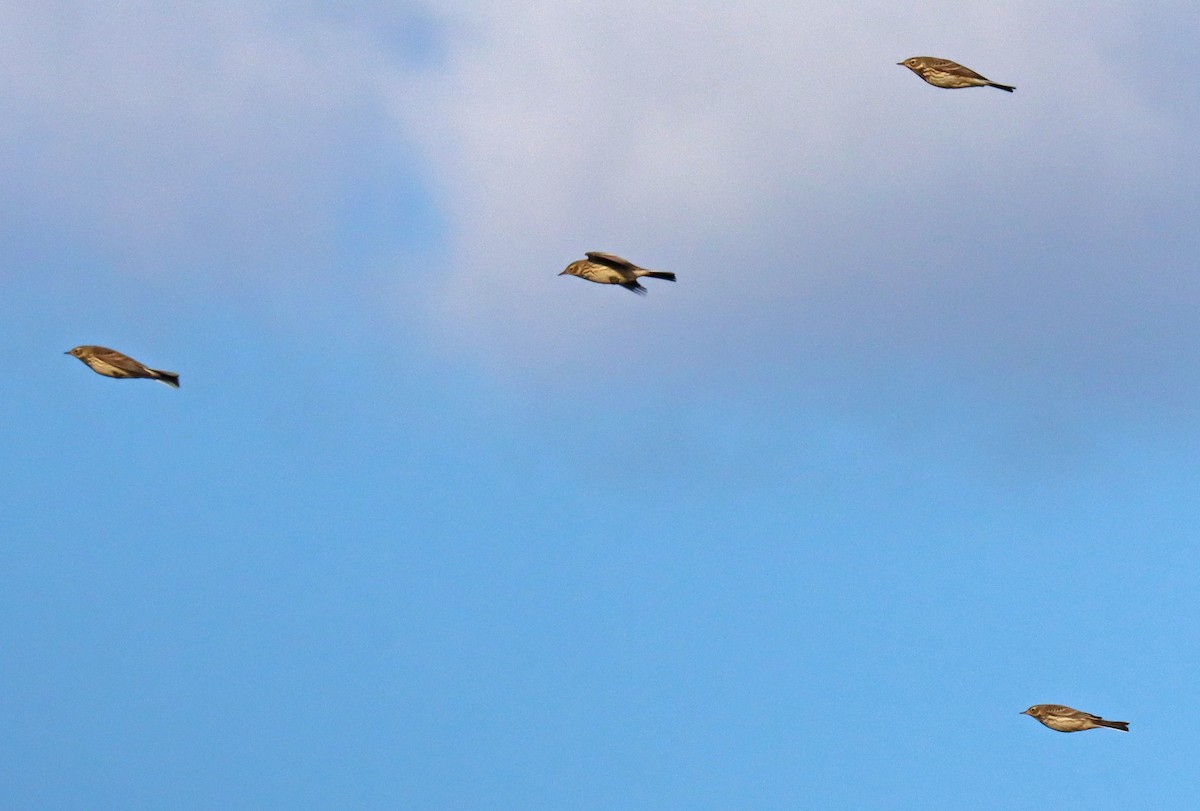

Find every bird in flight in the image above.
[898,56,1015,92]
[1020,704,1128,732]
[66,345,180,388]
[559,252,676,295]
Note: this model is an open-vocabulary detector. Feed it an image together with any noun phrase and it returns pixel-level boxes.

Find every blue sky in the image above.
[2,1,1199,808]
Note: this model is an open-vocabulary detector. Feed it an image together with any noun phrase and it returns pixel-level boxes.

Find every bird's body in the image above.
[66,345,180,388]
[559,252,676,295]
[899,56,1015,92]
[1021,704,1128,733]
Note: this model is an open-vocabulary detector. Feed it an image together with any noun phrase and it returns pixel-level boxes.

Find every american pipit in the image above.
[66,345,180,388]
[559,252,676,295]
[1021,704,1128,733]
[898,56,1015,92]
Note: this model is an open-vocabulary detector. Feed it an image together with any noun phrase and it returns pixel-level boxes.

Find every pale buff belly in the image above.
[583,268,628,285]
[88,359,139,378]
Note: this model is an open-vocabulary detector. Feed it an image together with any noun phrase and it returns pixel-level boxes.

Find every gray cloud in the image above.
[0,2,431,299]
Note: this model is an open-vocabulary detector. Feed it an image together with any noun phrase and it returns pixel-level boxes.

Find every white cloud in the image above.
[393,1,1200,400]
[1,0,1196,410]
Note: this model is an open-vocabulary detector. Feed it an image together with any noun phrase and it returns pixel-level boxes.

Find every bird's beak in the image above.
[63,350,71,355]
[1019,710,1029,715]
[557,270,567,275]
[896,62,904,66]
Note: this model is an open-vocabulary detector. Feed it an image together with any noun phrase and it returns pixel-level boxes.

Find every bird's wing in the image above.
[92,347,148,373]
[936,60,989,81]
[585,252,637,271]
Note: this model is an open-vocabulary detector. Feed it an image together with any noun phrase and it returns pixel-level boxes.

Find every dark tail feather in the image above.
[154,370,181,388]
[1097,719,1129,732]
[643,271,677,282]
[989,83,1015,92]
[621,281,648,295]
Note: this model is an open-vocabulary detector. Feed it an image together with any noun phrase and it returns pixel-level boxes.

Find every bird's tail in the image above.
[989,82,1016,92]
[153,370,181,388]
[639,271,677,282]
[1097,719,1129,732]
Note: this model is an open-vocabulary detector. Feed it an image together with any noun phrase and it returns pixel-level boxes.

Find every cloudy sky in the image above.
[3,1,1199,807]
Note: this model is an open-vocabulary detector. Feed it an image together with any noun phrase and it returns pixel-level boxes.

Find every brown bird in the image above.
[1021,704,1128,733]
[898,56,1015,92]
[559,252,676,295]
[66,345,180,388]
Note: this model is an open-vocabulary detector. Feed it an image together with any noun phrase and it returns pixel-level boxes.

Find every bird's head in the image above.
[559,262,581,277]
[1020,706,1040,717]
[65,347,84,357]
[899,57,922,71]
